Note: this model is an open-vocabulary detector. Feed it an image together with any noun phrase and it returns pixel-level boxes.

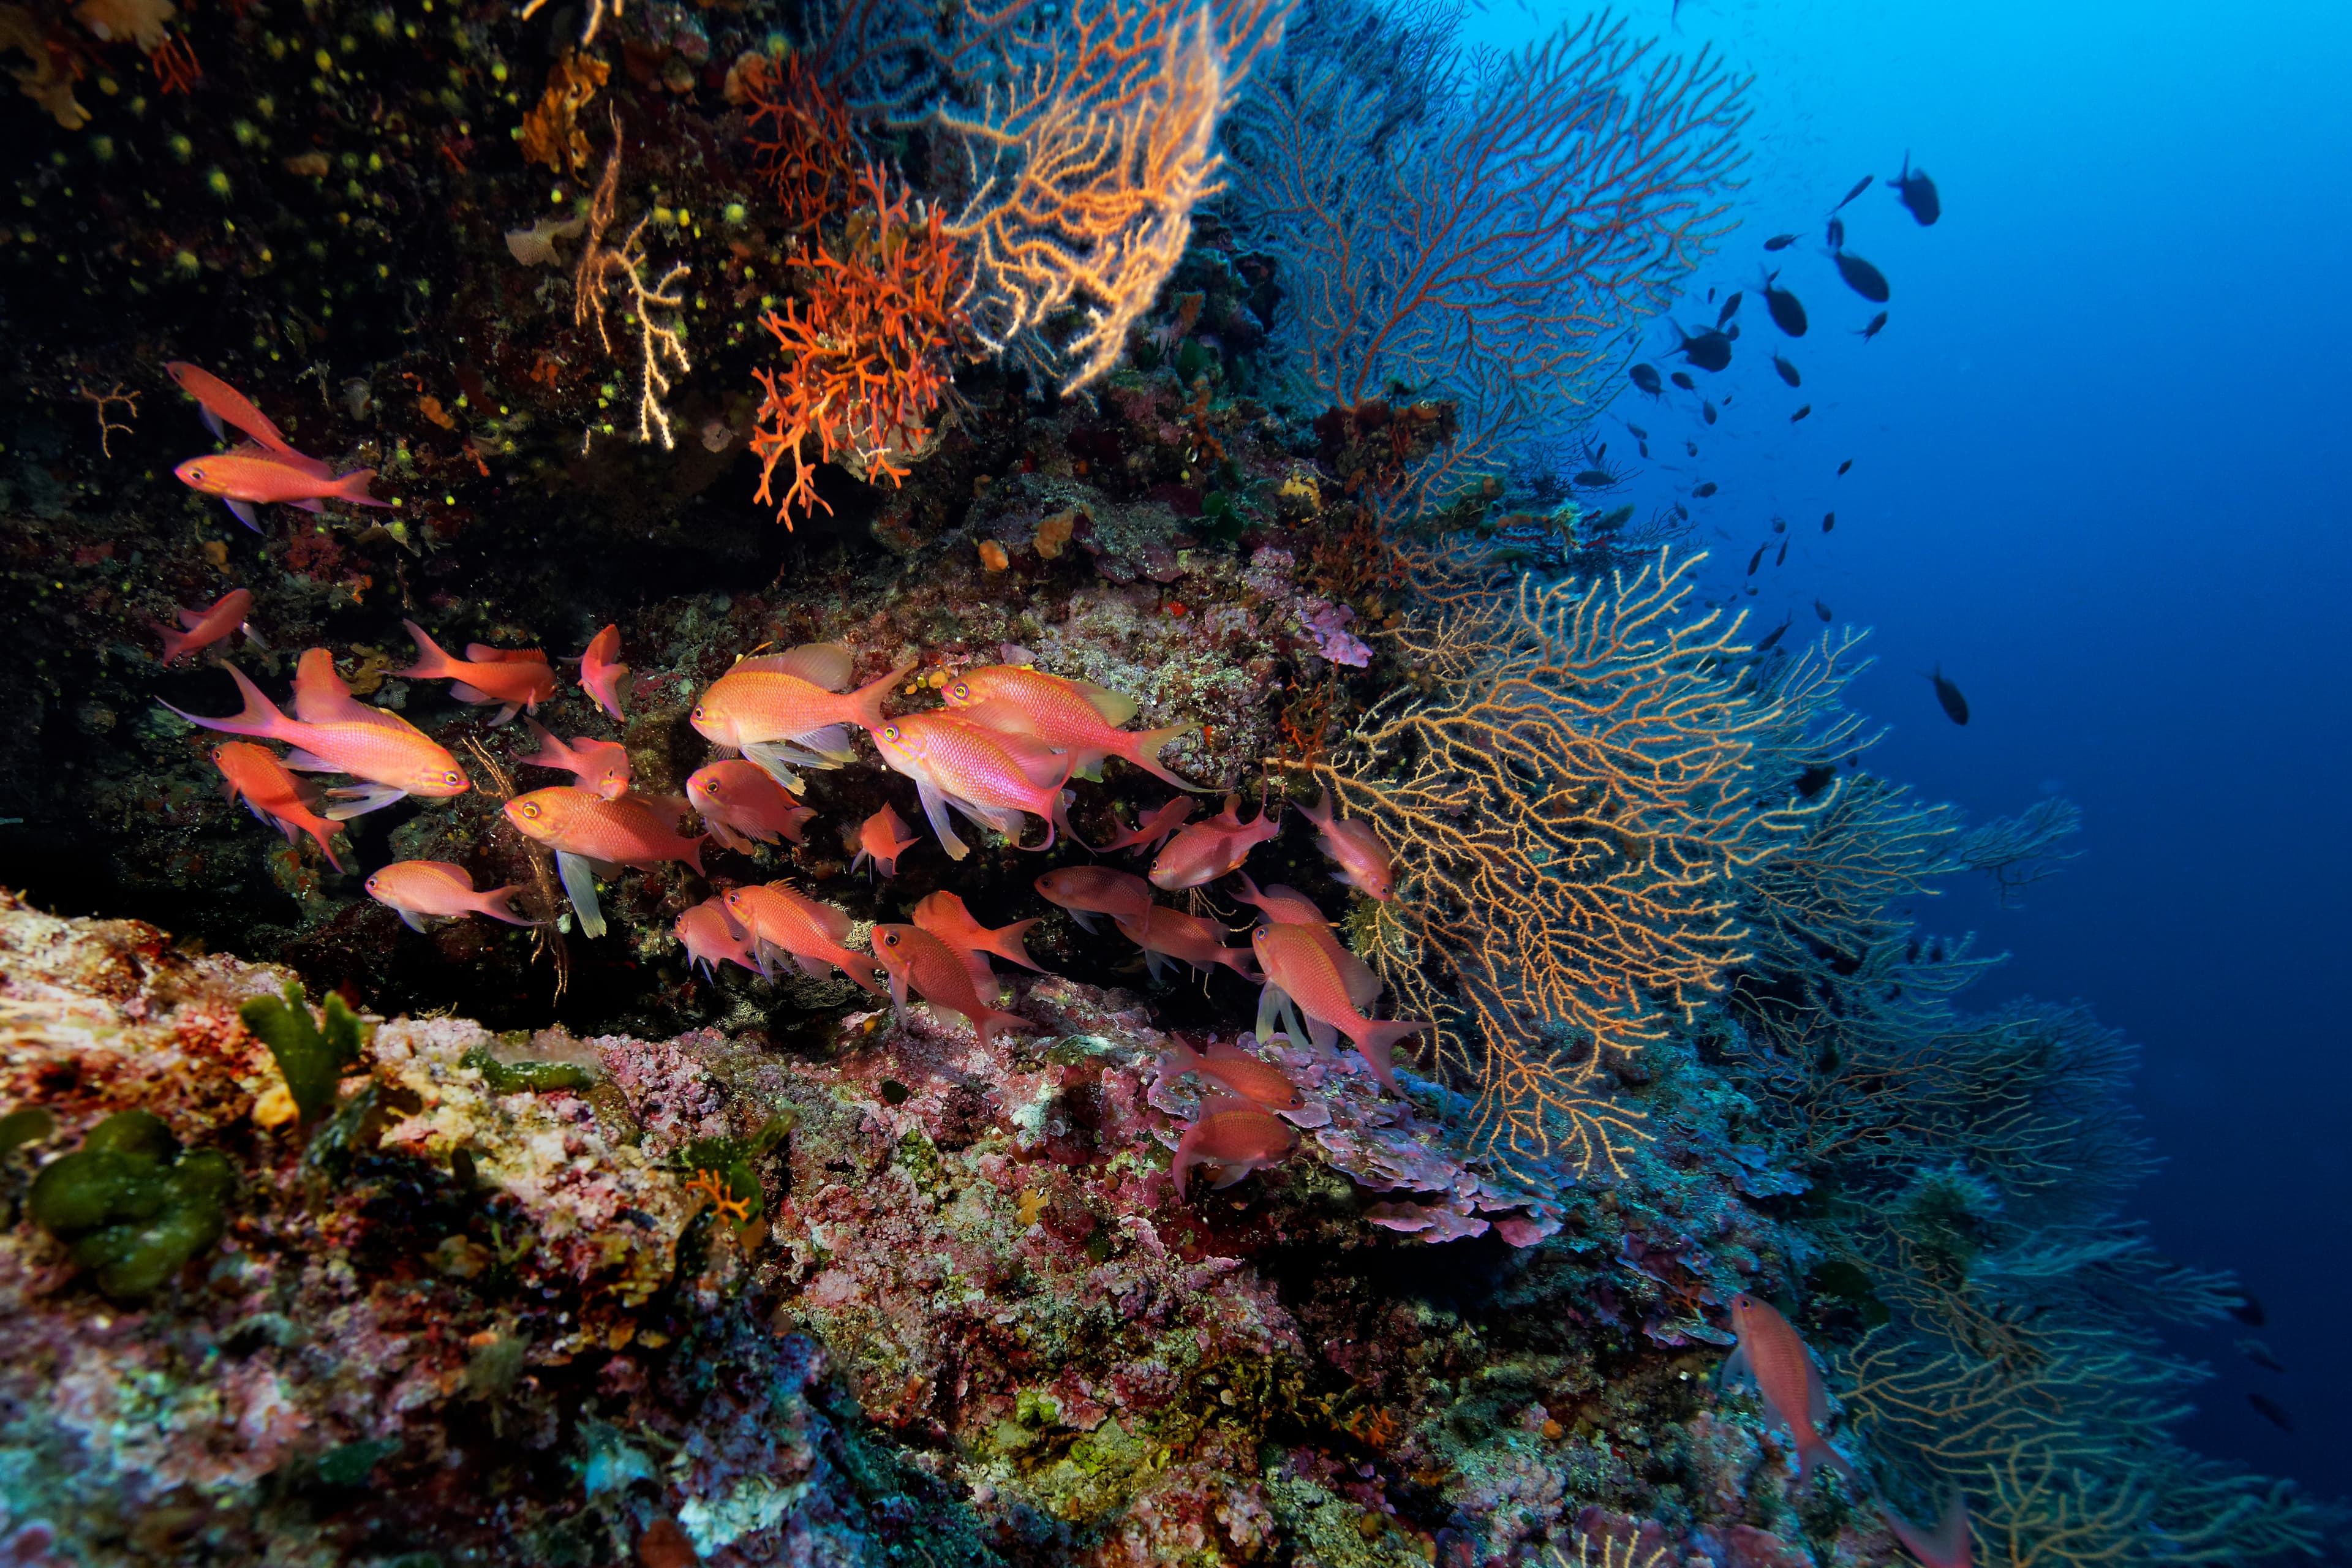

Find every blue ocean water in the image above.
[1448,0,2352,1501]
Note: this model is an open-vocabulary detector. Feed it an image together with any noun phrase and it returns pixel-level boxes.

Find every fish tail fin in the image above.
[679,832,708,877]
[844,660,916,734]
[516,717,570,771]
[1355,1019,1430,1095]
[1160,1033,1205,1078]
[171,665,293,741]
[328,468,391,507]
[836,948,888,998]
[1800,1435,1861,1489]
[989,918,1045,973]
[1302,785,1334,829]
[475,885,539,926]
[401,620,465,680]
[1217,949,1263,982]
[1124,723,1202,791]
[974,1006,1028,1052]
[303,815,347,873]
[154,621,192,664]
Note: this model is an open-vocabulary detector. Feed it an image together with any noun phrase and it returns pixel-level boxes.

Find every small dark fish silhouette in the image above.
[1590,503,1634,530]
[1574,469,1615,488]
[2229,1291,2266,1328]
[1770,515,1786,534]
[1795,761,1836,797]
[1717,291,1743,327]
[1626,421,1648,440]
[1833,250,1891,303]
[2237,1338,2288,1374]
[1775,538,1789,567]
[1672,503,1690,521]
[1672,371,1697,390]
[1702,398,1717,425]
[1790,404,1811,423]
[1762,271,1808,336]
[1630,362,1664,396]
[1838,458,1854,476]
[1772,353,1801,387]
[1756,616,1792,650]
[1928,665,1969,726]
[1638,442,1649,458]
[1706,285,1716,303]
[2248,1393,2295,1434]
[1889,152,1940,225]
[1856,310,1889,342]
[1746,545,1764,575]
[1763,233,1798,251]
[1825,214,1845,251]
[1685,439,1698,456]
[1670,321,1734,372]
[1692,480,1719,498]
[1726,322,1740,341]
[1834,173,1873,209]
[1822,511,1835,532]
[1721,391,1734,405]
[1814,598,1831,622]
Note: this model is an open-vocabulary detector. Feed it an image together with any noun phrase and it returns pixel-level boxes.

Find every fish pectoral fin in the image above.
[486,704,521,726]
[398,909,429,933]
[555,851,606,940]
[1718,1343,1755,1393]
[737,743,810,792]
[797,724,854,763]
[791,952,832,981]
[1254,983,1287,1044]
[914,777,971,861]
[448,682,492,703]
[224,497,261,532]
[322,783,409,820]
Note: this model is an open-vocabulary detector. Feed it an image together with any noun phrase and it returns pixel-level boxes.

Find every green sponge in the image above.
[459,1049,594,1095]
[240,981,366,1131]
[28,1110,236,1299]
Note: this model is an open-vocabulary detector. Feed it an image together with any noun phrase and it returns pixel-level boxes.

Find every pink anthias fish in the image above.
[1880,1494,1972,1568]
[722,883,884,996]
[210,741,346,871]
[869,923,1029,1050]
[1096,796,1194,855]
[1171,1093,1297,1200]
[851,802,920,878]
[675,897,760,980]
[1231,875,1382,1009]
[399,620,558,723]
[870,712,1074,861]
[687,760,813,851]
[364,860,535,932]
[1150,794,1282,891]
[1160,1033,1303,1114]
[175,450,390,532]
[579,624,628,720]
[154,587,255,665]
[164,650,470,818]
[1034,865,1155,932]
[1301,786,1397,901]
[911,890,1042,1003]
[1250,921,1429,1095]
[689,641,910,790]
[167,361,329,472]
[1115,906,1260,984]
[940,665,1199,790]
[520,720,631,801]
[1722,1293,1861,1487]
[503,786,706,940]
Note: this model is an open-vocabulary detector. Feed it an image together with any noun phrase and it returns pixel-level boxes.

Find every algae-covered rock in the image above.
[27,1108,236,1298]
[239,981,366,1131]
[458,1047,595,1095]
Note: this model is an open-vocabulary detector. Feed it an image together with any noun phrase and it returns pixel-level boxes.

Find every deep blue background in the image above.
[1447,0,2352,1503]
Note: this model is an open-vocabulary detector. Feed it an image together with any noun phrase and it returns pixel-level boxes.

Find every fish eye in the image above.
[949,682,968,701]
[881,725,899,741]
[519,802,540,819]
[690,704,705,721]
[442,770,464,786]
[883,931,900,946]
[188,466,204,480]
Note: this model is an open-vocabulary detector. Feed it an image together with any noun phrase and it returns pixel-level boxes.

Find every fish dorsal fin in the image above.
[735,642,854,690]
[1071,678,1138,726]
[912,890,969,932]
[792,887,854,941]
[292,649,413,731]
[467,644,551,665]
[1202,1093,1260,1119]
[177,608,208,629]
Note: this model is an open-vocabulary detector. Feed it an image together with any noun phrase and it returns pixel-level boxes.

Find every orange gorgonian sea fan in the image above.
[748,165,969,527]
[736,52,859,233]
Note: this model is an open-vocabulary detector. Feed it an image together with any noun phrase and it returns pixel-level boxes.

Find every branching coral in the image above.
[572,121,693,450]
[922,0,1295,393]
[749,165,969,526]
[1227,15,1749,522]
[737,52,861,233]
[1281,549,1841,1179]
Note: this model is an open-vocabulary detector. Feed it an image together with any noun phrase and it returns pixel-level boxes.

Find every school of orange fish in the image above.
[150,366,1955,1545]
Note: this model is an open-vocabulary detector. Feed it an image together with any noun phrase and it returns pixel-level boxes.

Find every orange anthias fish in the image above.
[1035,866,1155,932]
[503,786,707,940]
[941,665,1199,790]
[1251,921,1429,1095]
[399,621,559,723]
[869,923,1029,1050]
[1150,795,1282,891]
[1161,1033,1303,1113]
[211,741,346,870]
[851,802,920,878]
[1881,1494,1972,1568]
[167,361,330,473]
[689,642,911,790]
[175,451,389,532]
[1116,906,1260,984]
[153,587,254,665]
[1172,1093,1297,1199]
[1302,787,1397,901]
[521,720,631,801]
[911,890,1042,1002]
[870,712,1074,861]
[1722,1293,1861,1487]
[676,897,760,980]
[722,882,884,996]
[1231,875,1382,1008]
[165,658,470,817]
[579,624,628,720]
[365,860,535,932]
[688,760,814,851]
[1097,796,1195,855]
